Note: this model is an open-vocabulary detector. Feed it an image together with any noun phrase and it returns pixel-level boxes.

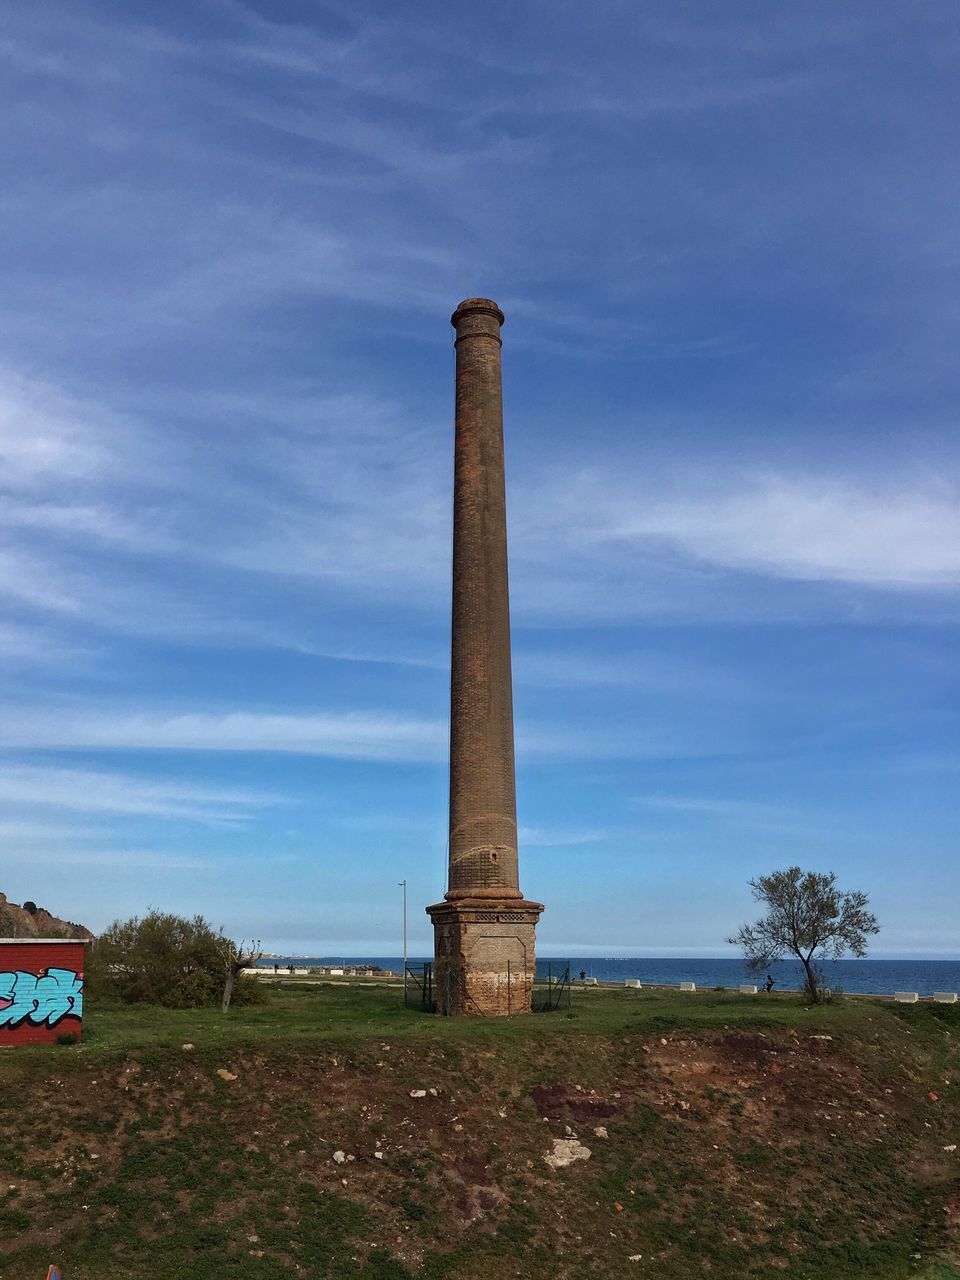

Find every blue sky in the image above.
[1,1,957,957]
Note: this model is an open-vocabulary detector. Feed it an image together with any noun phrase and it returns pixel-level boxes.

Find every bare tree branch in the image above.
[218,936,263,1014]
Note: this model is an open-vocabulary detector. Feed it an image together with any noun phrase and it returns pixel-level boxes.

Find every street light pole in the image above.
[399,879,408,1003]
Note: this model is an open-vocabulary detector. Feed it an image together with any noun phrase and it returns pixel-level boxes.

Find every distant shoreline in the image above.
[250,971,956,1003]
[253,955,960,998]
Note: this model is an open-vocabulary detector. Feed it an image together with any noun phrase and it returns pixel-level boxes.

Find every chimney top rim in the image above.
[451,298,505,328]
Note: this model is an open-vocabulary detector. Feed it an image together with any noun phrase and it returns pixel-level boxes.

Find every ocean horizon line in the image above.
[253,954,960,997]
[257,951,960,963]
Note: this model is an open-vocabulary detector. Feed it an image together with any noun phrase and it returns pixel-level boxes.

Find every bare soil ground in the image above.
[0,987,957,1280]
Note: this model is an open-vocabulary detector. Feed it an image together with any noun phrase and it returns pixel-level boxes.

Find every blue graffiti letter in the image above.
[0,968,83,1028]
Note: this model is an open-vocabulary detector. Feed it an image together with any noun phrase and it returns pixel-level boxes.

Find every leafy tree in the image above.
[727,867,879,1002]
[89,910,265,1009]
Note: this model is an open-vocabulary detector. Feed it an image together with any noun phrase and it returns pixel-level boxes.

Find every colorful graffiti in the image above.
[0,968,83,1029]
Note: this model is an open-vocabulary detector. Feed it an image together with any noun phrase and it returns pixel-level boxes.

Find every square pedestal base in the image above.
[426,897,544,1016]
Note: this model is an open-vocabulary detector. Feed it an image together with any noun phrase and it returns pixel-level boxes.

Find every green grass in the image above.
[60,979,877,1054]
[0,984,957,1280]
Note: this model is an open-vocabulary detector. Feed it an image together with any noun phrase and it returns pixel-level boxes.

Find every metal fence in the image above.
[534,961,572,1012]
[405,960,572,1015]
[405,961,485,1016]
[404,962,435,1012]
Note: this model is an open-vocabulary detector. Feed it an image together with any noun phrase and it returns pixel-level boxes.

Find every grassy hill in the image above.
[1,984,958,1280]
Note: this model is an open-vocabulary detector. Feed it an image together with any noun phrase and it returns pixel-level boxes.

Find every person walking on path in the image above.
[764,974,775,993]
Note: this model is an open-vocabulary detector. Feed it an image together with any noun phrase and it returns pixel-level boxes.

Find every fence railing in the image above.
[404,962,435,1012]
[534,961,572,1012]
[404,960,573,1015]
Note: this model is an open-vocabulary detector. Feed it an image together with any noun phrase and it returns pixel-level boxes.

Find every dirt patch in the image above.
[1,1020,957,1279]
[529,1083,618,1122]
[644,1029,915,1139]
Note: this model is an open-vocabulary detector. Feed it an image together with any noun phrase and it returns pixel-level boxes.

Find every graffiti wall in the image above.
[0,941,85,1045]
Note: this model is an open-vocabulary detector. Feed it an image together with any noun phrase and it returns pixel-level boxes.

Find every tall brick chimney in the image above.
[426,298,543,1016]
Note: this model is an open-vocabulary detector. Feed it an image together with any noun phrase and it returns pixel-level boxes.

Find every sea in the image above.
[257,956,960,997]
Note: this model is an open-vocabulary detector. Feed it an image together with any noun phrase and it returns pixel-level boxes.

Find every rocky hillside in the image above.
[0,891,94,939]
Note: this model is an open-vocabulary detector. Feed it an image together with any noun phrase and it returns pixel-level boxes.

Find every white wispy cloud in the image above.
[0,367,117,487]
[886,753,960,774]
[600,474,960,588]
[513,650,745,695]
[2,847,213,871]
[0,763,282,821]
[519,826,607,847]
[0,620,95,668]
[628,794,846,841]
[0,709,446,762]
[631,795,791,817]
[0,701,755,765]
[516,466,960,603]
[0,363,446,637]
[3,351,958,672]
[0,818,105,841]
[0,545,95,616]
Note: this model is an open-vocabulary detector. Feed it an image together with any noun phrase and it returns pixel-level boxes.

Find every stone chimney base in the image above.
[426,897,544,1016]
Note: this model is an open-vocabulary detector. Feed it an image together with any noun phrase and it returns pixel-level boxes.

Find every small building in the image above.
[0,938,87,1046]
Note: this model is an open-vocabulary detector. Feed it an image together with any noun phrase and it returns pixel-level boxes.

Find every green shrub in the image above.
[231,974,269,1006]
[86,910,264,1010]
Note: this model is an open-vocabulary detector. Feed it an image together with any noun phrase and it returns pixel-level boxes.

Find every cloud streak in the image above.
[0,710,446,762]
[3,847,214,871]
[519,827,607,847]
[0,763,282,821]
[0,0,955,954]
[593,474,960,588]
[3,357,957,654]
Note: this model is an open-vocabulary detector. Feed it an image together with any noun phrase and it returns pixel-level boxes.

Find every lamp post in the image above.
[399,879,408,1003]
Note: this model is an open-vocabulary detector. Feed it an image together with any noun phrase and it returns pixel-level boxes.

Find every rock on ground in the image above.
[543,1137,592,1170]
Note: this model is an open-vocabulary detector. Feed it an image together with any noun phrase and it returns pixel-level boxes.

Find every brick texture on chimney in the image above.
[427,299,543,1016]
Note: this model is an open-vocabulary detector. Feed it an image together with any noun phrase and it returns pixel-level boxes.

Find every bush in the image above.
[231,974,268,1007]
[87,910,261,1009]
